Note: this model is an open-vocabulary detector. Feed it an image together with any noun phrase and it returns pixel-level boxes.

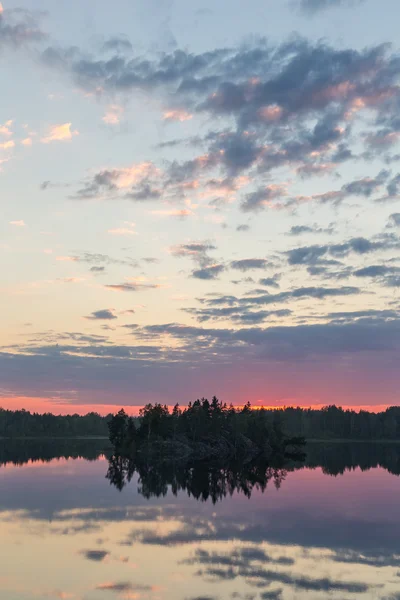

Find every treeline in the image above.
[0,408,110,438]
[0,438,108,467]
[108,397,305,461]
[1,403,400,440]
[280,405,400,440]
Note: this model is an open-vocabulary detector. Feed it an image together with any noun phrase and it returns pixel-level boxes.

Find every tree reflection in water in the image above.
[106,441,400,502]
[106,453,298,502]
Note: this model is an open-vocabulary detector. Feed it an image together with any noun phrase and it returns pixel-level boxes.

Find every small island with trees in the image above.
[108,396,306,463]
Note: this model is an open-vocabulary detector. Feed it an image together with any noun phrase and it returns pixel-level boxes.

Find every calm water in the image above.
[1,441,400,600]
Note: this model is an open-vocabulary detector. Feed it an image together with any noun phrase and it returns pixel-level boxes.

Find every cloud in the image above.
[389,213,400,227]
[286,235,399,266]
[186,546,368,594]
[21,137,33,146]
[0,140,15,149]
[259,275,281,288]
[9,220,26,227]
[170,242,217,268]
[81,549,110,562]
[73,162,159,200]
[354,265,393,277]
[236,224,250,232]
[64,252,139,269]
[96,582,151,593]
[0,119,12,136]
[107,223,137,236]
[295,0,365,15]
[260,592,282,600]
[151,208,193,218]
[0,6,46,49]
[105,282,161,292]
[163,109,193,122]
[41,123,79,143]
[192,264,225,280]
[1,314,399,406]
[230,259,268,271]
[101,36,133,54]
[84,309,117,321]
[102,105,124,126]
[288,225,334,236]
[241,185,286,212]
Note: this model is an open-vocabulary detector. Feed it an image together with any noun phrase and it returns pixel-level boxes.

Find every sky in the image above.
[0,0,399,414]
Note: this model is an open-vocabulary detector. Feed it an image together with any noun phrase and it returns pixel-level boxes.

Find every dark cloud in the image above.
[90,266,106,273]
[197,563,368,593]
[185,597,217,600]
[1,314,399,405]
[101,36,132,54]
[0,7,46,49]
[288,224,334,236]
[39,34,400,211]
[333,550,400,568]
[184,306,291,324]
[125,184,162,201]
[343,169,389,197]
[170,242,216,264]
[84,309,117,321]
[236,224,250,232]
[105,282,161,292]
[386,173,400,197]
[209,131,262,174]
[192,264,225,280]
[40,180,70,190]
[286,235,399,266]
[295,0,365,16]
[72,252,139,269]
[96,582,151,593]
[189,547,368,594]
[389,213,400,227]
[260,591,283,600]
[258,275,280,289]
[354,265,393,277]
[241,186,286,213]
[230,259,268,271]
[199,286,360,314]
[81,549,110,562]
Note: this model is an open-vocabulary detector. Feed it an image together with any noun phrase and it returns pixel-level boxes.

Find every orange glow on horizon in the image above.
[0,396,396,416]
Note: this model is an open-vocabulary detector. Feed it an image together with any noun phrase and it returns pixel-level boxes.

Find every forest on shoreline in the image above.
[0,401,399,440]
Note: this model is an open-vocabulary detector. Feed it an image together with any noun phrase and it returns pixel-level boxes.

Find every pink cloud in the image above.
[0,120,13,136]
[163,109,193,122]
[258,104,283,121]
[41,123,79,143]
[0,140,15,150]
[102,105,124,125]
[151,209,193,218]
[9,220,26,227]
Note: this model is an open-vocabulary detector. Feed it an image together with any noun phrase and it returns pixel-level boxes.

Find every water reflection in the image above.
[106,454,292,501]
[0,441,400,600]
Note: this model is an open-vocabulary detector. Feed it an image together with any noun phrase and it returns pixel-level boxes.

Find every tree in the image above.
[108,409,128,448]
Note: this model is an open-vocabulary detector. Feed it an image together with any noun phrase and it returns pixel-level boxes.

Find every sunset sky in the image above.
[1,0,399,414]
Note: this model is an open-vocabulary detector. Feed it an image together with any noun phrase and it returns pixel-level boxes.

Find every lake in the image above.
[0,441,400,600]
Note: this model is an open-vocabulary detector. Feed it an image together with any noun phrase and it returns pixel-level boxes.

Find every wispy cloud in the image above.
[108,222,137,236]
[102,105,124,125]
[9,220,26,227]
[163,109,193,122]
